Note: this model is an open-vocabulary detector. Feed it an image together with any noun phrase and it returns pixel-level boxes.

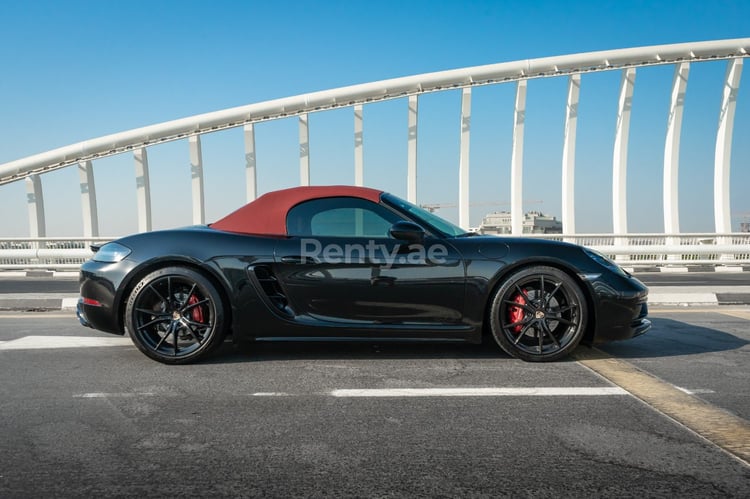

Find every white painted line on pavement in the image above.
[0,335,131,350]
[676,387,716,395]
[74,393,156,398]
[330,387,628,397]
[72,389,628,399]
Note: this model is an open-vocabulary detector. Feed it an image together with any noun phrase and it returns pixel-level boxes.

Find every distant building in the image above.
[479,211,563,235]
[740,221,750,233]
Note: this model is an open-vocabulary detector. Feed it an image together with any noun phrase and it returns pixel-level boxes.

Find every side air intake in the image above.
[251,265,294,316]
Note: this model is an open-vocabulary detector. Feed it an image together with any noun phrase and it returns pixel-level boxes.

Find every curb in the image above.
[0,271,79,279]
[0,295,79,311]
[647,285,750,306]
[648,292,718,306]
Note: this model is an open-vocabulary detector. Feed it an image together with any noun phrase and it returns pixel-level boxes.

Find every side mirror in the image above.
[389,221,425,243]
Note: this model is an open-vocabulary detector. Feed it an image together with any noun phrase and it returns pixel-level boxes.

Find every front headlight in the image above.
[582,247,628,277]
[92,242,132,263]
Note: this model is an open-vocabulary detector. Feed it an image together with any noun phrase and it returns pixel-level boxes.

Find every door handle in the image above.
[280,255,317,264]
[370,276,396,286]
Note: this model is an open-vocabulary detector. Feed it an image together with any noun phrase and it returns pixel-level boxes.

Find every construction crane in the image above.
[420,200,544,213]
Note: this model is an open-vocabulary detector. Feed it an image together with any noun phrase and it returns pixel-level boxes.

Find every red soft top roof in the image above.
[210,185,383,236]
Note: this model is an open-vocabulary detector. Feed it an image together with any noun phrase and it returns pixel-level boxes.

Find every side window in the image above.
[287,197,400,237]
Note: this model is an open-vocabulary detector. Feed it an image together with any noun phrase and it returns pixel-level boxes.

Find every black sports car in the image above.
[78,185,650,364]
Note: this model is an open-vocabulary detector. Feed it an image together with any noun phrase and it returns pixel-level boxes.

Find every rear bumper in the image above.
[78,260,130,335]
[76,297,123,335]
[76,299,92,328]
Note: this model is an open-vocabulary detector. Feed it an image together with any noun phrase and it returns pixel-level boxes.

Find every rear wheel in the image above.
[125,267,225,364]
[490,266,587,362]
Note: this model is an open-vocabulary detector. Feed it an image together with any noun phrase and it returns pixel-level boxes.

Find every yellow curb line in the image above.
[718,310,750,321]
[573,347,750,467]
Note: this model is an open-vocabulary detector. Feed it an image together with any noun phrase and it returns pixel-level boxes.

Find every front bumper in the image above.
[583,273,651,344]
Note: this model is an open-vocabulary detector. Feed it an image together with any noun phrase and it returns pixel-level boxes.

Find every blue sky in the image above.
[0,0,748,236]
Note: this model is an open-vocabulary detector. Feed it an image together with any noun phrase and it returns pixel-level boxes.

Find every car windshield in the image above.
[381,193,470,237]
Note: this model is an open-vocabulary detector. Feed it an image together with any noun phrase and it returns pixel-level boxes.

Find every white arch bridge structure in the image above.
[1,39,749,271]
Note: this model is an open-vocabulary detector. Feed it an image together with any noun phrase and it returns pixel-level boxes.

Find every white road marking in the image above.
[676,387,716,395]
[71,388,628,399]
[0,335,131,351]
[330,387,628,397]
[74,392,156,398]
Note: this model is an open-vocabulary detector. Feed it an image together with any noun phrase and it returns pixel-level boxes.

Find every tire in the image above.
[489,266,587,362]
[125,266,226,364]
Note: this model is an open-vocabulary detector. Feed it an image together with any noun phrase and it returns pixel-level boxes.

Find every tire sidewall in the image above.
[490,266,587,362]
[125,266,225,364]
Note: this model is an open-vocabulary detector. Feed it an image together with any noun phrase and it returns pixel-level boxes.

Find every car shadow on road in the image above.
[201,316,749,364]
[593,317,749,359]
[204,337,519,364]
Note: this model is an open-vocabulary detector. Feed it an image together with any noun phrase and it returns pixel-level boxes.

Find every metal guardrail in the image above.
[0,235,748,271]
[0,237,110,269]
[518,233,750,266]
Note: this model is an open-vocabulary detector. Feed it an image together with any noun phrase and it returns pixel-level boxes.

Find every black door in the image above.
[273,197,465,326]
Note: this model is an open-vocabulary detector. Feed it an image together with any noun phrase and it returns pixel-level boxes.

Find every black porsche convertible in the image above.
[78,185,650,364]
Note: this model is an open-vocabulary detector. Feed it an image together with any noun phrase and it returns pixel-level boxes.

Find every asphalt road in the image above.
[1,309,748,497]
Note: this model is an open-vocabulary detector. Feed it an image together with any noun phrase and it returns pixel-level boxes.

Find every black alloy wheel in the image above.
[490,266,587,362]
[125,267,226,364]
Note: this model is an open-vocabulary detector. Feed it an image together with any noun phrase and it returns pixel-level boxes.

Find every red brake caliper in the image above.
[508,291,526,333]
[187,294,204,323]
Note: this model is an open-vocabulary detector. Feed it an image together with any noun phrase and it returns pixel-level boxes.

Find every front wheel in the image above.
[125,267,226,364]
[489,266,587,362]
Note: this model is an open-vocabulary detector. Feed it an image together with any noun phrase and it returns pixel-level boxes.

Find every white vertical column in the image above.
[25,174,46,237]
[613,68,636,235]
[663,63,690,235]
[244,123,257,202]
[714,58,743,234]
[189,135,205,224]
[299,113,310,186]
[510,80,527,235]
[78,160,99,237]
[561,74,580,236]
[134,148,152,233]
[407,95,418,203]
[354,105,364,186]
[458,88,472,229]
